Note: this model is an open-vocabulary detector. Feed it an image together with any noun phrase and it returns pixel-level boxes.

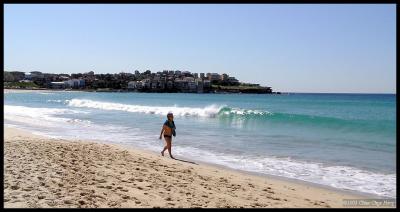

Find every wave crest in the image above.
[67,99,225,117]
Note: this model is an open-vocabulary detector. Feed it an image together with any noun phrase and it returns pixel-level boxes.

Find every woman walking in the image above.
[159,112,176,159]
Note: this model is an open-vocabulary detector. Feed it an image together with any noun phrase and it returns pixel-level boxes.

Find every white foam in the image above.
[4,105,132,142]
[5,103,395,198]
[170,146,396,198]
[66,99,224,117]
[66,98,271,118]
[4,105,90,125]
[47,100,63,103]
[221,107,271,116]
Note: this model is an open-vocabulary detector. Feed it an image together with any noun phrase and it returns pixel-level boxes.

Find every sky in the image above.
[4,4,396,93]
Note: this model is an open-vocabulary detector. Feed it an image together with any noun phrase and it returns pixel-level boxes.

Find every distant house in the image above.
[50,81,67,89]
[209,73,221,83]
[182,71,191,76]
[30,71,44,81]
[143,79,151,89]
[221,73,229,81]
[151,80,158,90]
[128,81,140,90]
[79,79,85,88]
[188,81,197,92]
[166,81,174,90]
[19,79,32,83]
[183,77,194,82]
[227,77,239,85]
[203,80,211,88]
[127,81,135,90]
[195,79,203,93]
[158,81,165,90]
[137,81,143,89]
[9,71,26,82]
[65,79,85,89]
[174,79,184,90]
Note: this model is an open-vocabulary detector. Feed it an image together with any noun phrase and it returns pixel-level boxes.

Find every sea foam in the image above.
[66,98,270,118]
[170,146,397,198]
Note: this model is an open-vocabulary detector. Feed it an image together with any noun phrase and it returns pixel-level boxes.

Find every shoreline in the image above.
[3,88,278,94]
[4,126,393,208]
[110,139,383,200]
[176,155,384,199]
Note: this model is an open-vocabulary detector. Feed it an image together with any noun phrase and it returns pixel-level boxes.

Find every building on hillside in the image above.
[209,73,221,83]
[188,81,197,92]
[227,77,239,85]
[50,82,67,89]
[183,77,194,82]
[166,80,174,90]
[195,79,203,93]
[142,79,151,89]
[221,73,229,81]
[127,81,136,90]
[203,80,211,88]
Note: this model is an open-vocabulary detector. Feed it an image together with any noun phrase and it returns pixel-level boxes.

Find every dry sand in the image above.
[4,126,384,208]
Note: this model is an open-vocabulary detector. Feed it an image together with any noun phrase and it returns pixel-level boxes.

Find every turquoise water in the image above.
[4,91,396,198]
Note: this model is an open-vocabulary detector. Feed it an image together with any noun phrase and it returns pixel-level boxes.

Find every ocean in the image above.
[4,91,396,198]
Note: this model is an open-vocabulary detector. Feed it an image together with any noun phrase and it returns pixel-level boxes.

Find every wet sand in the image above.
[4,126,384,208]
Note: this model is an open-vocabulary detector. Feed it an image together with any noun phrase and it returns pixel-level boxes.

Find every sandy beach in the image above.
[4,126,389,208]
[3,88,83,94]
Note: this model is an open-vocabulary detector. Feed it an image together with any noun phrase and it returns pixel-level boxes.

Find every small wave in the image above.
[66,99,276,119]
[4,105,90,125]
[67,99,225,117]
[172,146,396,198]
[47,100,63,103]
[67,119,92,124]
[65,99,394,134]
[218,106,272,117]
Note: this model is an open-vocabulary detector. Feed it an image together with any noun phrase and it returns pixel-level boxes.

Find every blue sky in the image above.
[4,4,396,93]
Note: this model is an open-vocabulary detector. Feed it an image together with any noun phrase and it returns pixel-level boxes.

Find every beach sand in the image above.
[4,126,384,208]
[3,88,83,94]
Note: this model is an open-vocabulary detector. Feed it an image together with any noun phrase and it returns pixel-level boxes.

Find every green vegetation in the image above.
[212,84,264,90]
[211,83,272,93]
[4,81,39,88]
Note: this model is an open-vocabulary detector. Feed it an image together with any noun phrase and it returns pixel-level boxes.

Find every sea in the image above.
[4,91,396,198]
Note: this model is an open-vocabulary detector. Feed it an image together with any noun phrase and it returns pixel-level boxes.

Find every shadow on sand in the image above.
[173,158,198,165]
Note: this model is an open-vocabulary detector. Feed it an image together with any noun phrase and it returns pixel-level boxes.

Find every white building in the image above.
[209,73,220,82]
[183,77,195,82]
[50,82,67,89]
[65,79,84,88]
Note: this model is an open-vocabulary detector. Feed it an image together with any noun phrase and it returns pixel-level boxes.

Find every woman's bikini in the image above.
[163,123,173,138]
